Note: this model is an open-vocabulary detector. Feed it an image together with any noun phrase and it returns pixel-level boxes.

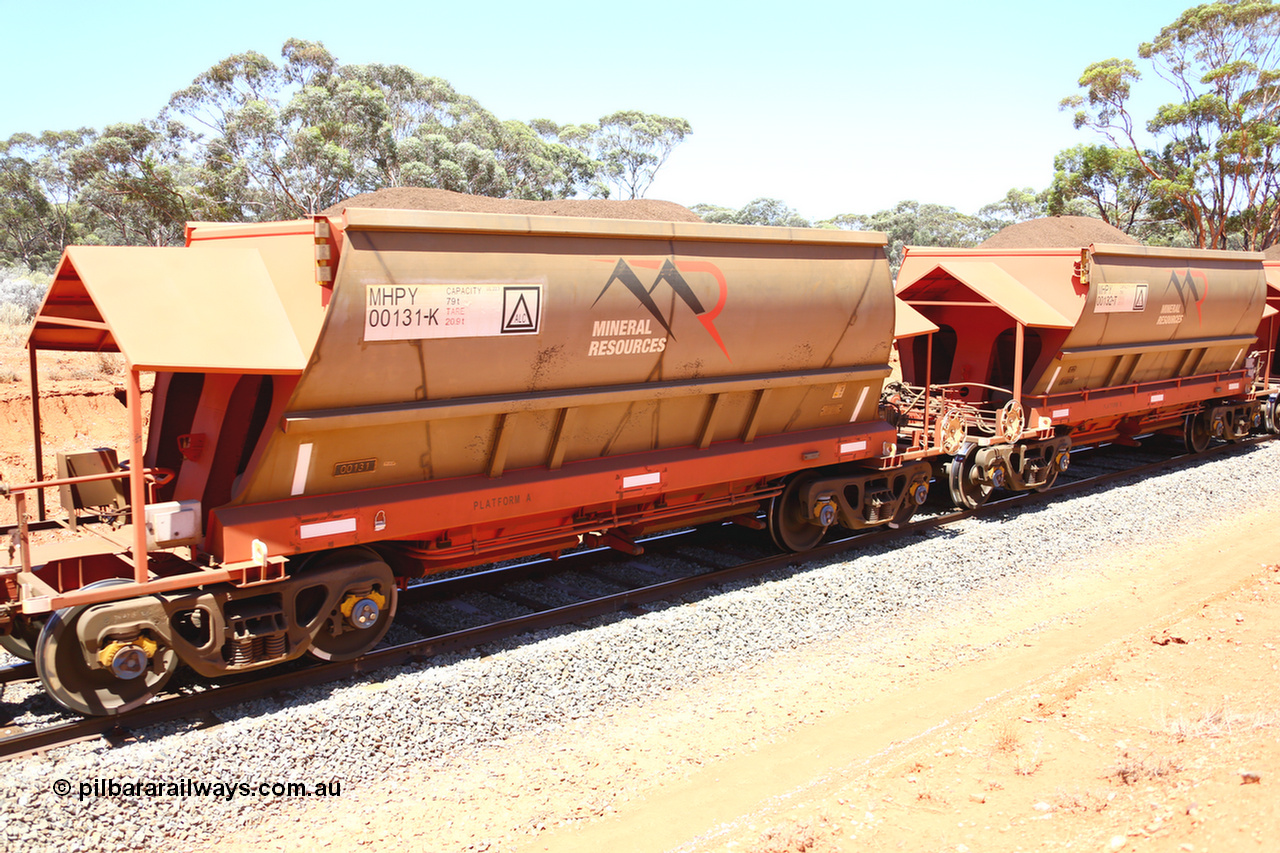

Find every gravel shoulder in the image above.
[223,447,1280,853]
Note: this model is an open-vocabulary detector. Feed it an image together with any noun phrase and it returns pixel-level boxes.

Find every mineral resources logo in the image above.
[589,258,730,360]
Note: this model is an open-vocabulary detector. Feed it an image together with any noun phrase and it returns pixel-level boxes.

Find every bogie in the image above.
[35,580,180,716]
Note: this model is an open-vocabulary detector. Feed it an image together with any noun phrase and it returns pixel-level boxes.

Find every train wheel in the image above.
[1183,411,1211,453]
[0,614,46,662]
[307,557,398,662]
[768,476,827,552]
[946,446,994,510]
[35,580,179,716]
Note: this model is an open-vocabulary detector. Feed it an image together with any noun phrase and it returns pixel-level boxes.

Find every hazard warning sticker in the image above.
[364,281,543,341]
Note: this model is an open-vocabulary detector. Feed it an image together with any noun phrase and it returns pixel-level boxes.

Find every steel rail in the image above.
[0,664,34,686]
[0,434,1273,761]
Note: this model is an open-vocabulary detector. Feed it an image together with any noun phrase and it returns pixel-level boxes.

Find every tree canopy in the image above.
[1061,0,1280,250]
[824,200,999,275]
[692,193,1050,277]
[0,39,692,272]
[691,198,812,228]
[10,6,1280,284]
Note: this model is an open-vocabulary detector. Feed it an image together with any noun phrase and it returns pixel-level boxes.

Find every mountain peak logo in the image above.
[592,258,729,359]
[1170,268,1208,324]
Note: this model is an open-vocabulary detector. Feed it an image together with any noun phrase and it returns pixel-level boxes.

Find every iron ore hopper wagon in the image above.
[2,210,931,715]
[892,243,1278,507]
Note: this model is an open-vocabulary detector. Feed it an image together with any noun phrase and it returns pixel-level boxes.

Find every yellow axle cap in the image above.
[339,589,386,620]
[97,635,159,668]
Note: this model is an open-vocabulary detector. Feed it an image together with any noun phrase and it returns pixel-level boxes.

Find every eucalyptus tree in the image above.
[825,201,995,275]
[69,120,207,247]
[3,37,690,268]
[169,40,392,218]
[170,40,610,212]
[548,111,691,199]
[1,137,57,268]
[692,198,811,227]
[1047,144,1151,228]
[977,187,1050,226]
[1046,143,1191,243]
[0,129,95,269]
[1062,0,1280,250]
[592,111,690,199]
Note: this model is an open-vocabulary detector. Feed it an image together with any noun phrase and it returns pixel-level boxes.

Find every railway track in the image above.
[1,435,1273,761]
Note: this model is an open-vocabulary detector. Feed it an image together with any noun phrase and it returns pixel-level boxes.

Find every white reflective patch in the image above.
[622,472,661,489]
[848,386,870,423]
[1045,366,1062,394]
[300,518,357,539]
[1052,408,1070,418]
[291,443,313,496]
[839,440,867,455]
[1151,393,1165,403]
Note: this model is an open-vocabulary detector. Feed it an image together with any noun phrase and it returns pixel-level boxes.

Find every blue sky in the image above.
[1,0,1197,220]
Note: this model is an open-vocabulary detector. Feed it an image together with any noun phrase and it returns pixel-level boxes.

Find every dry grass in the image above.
[95,352,126,378]
[992,722,1021,754]
[1110,753,1179,785]
[1054,787,1110,813]
[1162,701,1279,742]
[988,721,1043,775]
[0,304,26,383]
[0,302,29,347]
[38,352,126,383]
[748,818,831,853]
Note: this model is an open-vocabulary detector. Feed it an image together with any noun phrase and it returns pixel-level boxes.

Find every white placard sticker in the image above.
[622,472,662,489]
[364,282,542,341]
[1094,282,1148,314]
[300,517,357,539]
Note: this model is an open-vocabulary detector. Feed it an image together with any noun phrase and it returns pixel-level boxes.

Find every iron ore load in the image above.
[1,209,933,714]
[2,207,1278,716]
